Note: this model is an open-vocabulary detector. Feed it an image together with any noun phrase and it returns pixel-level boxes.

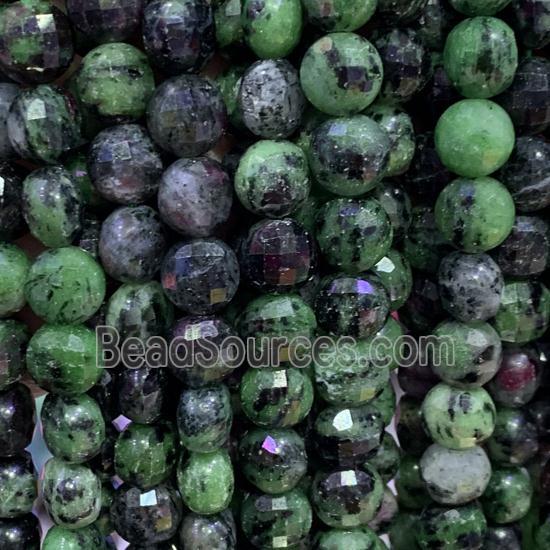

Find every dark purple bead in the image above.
[398,361,439,399]
[511,0,550,49]
[400,274,445,335]
[0,383,34,458]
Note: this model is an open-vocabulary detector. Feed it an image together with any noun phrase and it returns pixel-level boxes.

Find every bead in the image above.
[398,361,439,400]
[300,33,383,116]
[412,0,458,50]
[377,0,429,23]
[177,450,234,514]
[511,0,550,49]
[0,514,40,550]
[370,382,397,426]
[484,525,521,550]
[0,83,18,160]
[178,510,236,549]
[0,244,28,317]
[374,183,412,243]
[396,396,432,457]
[401,274,446,334]
[26,324,102,395]
[371,250,413,311]
[395,455,433,510]
[143,0,215,75]
[215,64,245,128]
[449,0,511,15]
[158,157,232,237]
[0,163,25,241]
[0,320,27,391]
[24,247,105,324]
[0,452,36,518]
[369,490,398,533]
[389,511,421,550]
[214,0,243,48]
[302,0,377,31]
[0,384,33,458]
[368,431,401,482]
[63,151,105,210]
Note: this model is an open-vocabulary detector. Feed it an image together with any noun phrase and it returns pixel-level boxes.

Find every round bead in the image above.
[178,511,236,549]
[99,206,166,283]
[434,177,515,252]
[24,246,105,324]
[316,528,386,550]
[0,163,25,241]
[0,384,33,458]
[395,455,432,510]
[0,515,40,550]
[511,0,550,49]
[377,0,429,23]
[0,321,27,391]
[118,367,166,424]
[371,250,413,311]
[435,99,515,177]
[0,453,36,518]
[484,525,521,550]
[0,244,29,317]
[422,383,496,449]
[449,0,511,15]
[300,33,383,117]
[412,0,458,50]
[42,525,106,550]
[239,59,304,139]
[302,0,376,31]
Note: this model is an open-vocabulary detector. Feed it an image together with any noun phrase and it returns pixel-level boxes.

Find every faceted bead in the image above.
[419,444,491,505]
[24,247,105,324]
[438,252,504,322]
[421,383,496,450]
[88,124,163,205]
[0,384,34,458]
[239,428,307,494]
[110,483,183,545]
[511,0,550,49]
[158,157,232,238]
[0,321,27,391]
[143,0,215,74]
[240,489,312,548]
[26,325,102,395]
[396,397,432,457]
[374,182,413,241]
[0,452,36,518]
[302,0,377,31]
[368,431,401,483]
[0,244,29,317]
[400,274,446,334]
[0,0,74,84]
[316,528,386,549]
[312,464,384,527]
[0,514,40,550]
[0,163,25,241]
[300,34,383,116]
[395,455,433,510]
[371,250,413,311]
[41,393,105,464]
[377,0,429,23]
[0,83,18,160]
[309,116,390,196]
[177,450,234,515]
[178,510,236,549]
[484,525,521,550]
[240,60,304,139]
[147,75,226,157]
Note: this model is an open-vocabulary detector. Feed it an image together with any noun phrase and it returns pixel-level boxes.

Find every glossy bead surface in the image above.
[42,524,106,550]
[178,510,236,550]
[0,514,40,550]
[0,453,36,518]
[302,0,376,31]
[0,321,27,391]
[0,244,29,318]
[371,250,413,311]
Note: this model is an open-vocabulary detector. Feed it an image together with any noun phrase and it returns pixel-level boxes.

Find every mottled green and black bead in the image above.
[412,0,459,50]
[302,0,376,31]
[26,324,102,395]
[0,244,29,318]
[377,0,429,24]
[177,450,234,515]
[367,431,401,482]
[449,0,511,15]
[24,246,105,324]
[316,527,386,549]
[42,524,106,550]
[371,250,413,311]
[309,115,390,196]
[0,452,36,518]
[374,182,412,242]
[395,455,433,510]
[0,321,27,391]
[214,0,243,48]
[300,33,383,116]
[178,510,236,549]
[0,163,25,241]
[422,383,496,450]
[370,382,396,426]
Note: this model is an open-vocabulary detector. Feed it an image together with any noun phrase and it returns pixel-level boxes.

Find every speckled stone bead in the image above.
[26,324,102,395]
[430,320,502,388]
[435,99,515,177]
[314,273,390,338]
[449,0,511,14]
[302,0,376,31]
[422,384,496,450]
[239,60,305,139]
[314,404,383,468]
[41,393,105,464]
[177,450,234,514]
[374,28,431,105]
[0,321,27,391]
[0,163,25,241]
[0,453,36,518]
[0,384,33,458]
[420,444,491,505]
[395,455,433,509]
[179,510,236,549]
[412,0,458,50]
[110,483,182,545]
[484,525,521,550]
[492,216,549,277]
[435,177,515,252]
[214,0,243,48]
[316,528,385,549]
[481,467,532,524]
[236,140,309,218]
[24,246,105,324]
[497,57,550,135]
[374,183,412,242]
[239,428,307,494]
[242,0,302,58]
[300,33,383,116]
[416,503,487,549]
[0,0,73,84]
[511,0,550,49]
[0,83,18,160]
[118,367,166,424]
[438,252,503,322]
[240,367,314,427]
[143,0,215,74]
[309,116,390,196]
[312,464,384,528]
[241,488,312,548]
[0,244,28,317]
[42,458,101,529]
[493,280,550,343]
[0,514,40,550]
[88,124,163,204]
[74,43,155,124]
[371,250,413,311]
[444,17,517,99]
[377,0,429,23]
[115,422,176,490]
[368,431,401,482]
[42,524,106,550]
[99,206,166,283]
[158,157,232,237]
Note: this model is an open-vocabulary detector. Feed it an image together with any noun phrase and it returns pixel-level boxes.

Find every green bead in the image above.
[0,320,28,390]
[26,324,102,395]
[240,367,314,427]
[74,43,155,123]
[422,383,496,450]
[493,280,550,343]
[177,450,234,515]
[372,317,404,372]
[367,431,401,483]
[242,0,302,58]
[302,0,377,31]
[215,0,243,48]
[115,422,177,490]
[444,17,518,98]
[435,177,515,252]
[42,458,101,529]
[395,455,433,510]
[241,488,312,548]
[369,382,396,426]
[215,64,245,128]
[371,250,413,310]
[308,115,390,196]
[0,454,36,518]
[24,246,105,324]
[481,467,533,524]
[316,527,386,549]
[0,244,29,317]
[435,99,515,177]
[300,33,384,116]
[316,198,393,273]
[42,525,108,550]
[235,140,310,218]
[178,510,237,549]
[41,393,105,463]
[389,511,421,550]
[449,0,512,16]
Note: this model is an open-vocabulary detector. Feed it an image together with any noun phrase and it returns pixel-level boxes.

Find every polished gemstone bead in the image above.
[0,514,40,550]
[63,152,105,211]
[511,0,550,49]
[374,183,413,242]
[395,455,433,510]
[302,0,376,31]
[0,321,27,391]
[371,250,413,311]
[412,0,458,50]
[0,384,33,458]
[317,527,386,549]
[484,525,521,550]
[367,431,401,482]
[0,452,36,518]
[0,163,25,241]
[178,510,236,549]
[369,490,398,533]
[369,382,397,426]
[400,274,446,334]
[0,244,29,317]
[377,0,429,23]
[0,83,18,160]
